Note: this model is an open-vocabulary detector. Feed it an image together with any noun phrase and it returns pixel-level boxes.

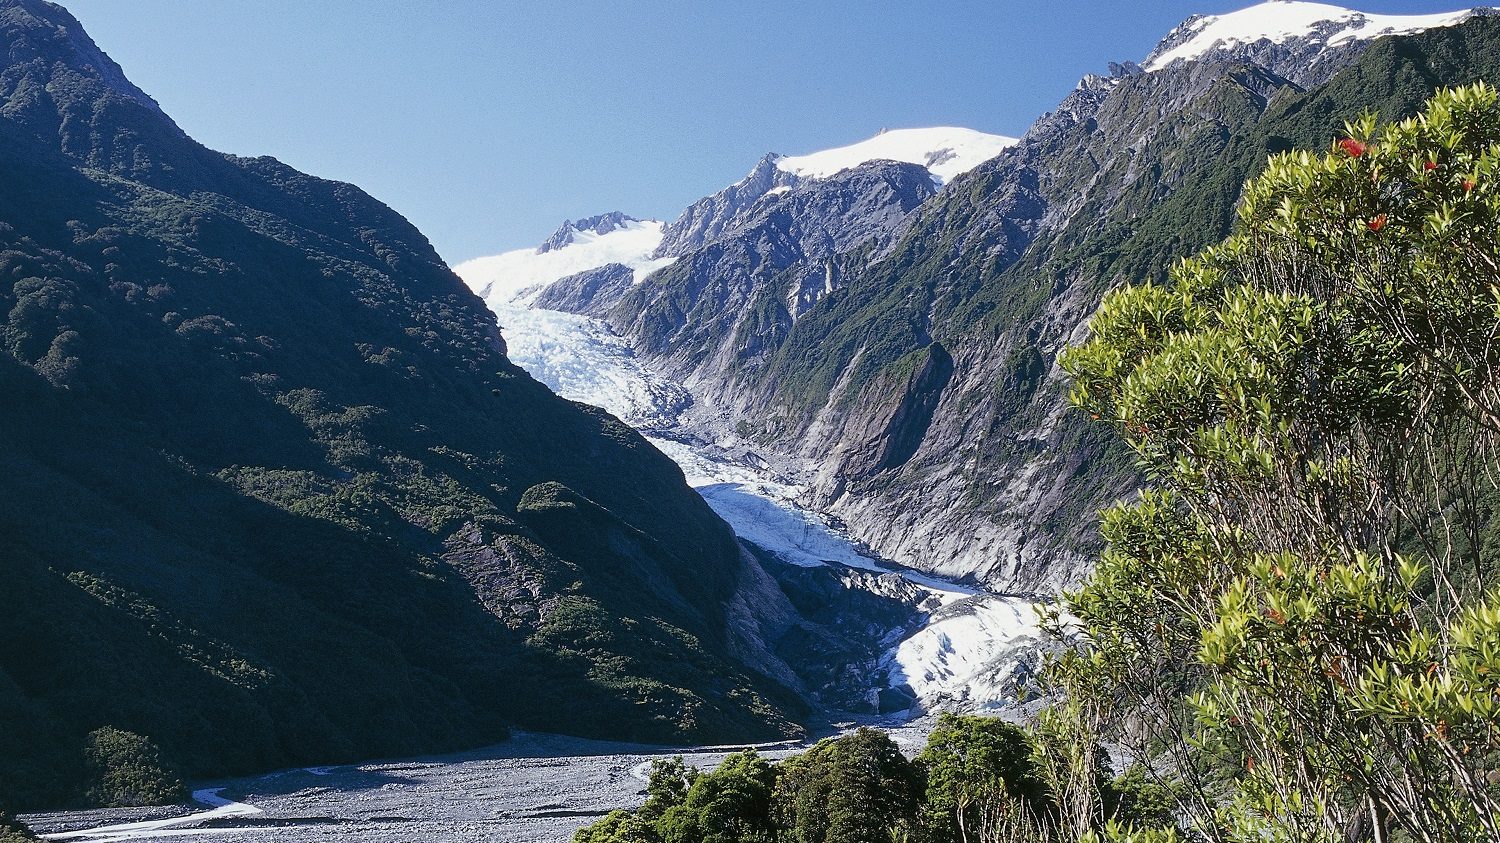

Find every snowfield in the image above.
[454,219,674,309]
[1145,1,1477,70]
[774,126,1017,184]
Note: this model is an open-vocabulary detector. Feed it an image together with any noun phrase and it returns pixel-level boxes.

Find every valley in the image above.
[485,293,1053,717]
[8,1,1500,840]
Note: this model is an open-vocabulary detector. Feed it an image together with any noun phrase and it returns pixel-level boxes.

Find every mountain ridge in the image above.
[483,5,1500,592]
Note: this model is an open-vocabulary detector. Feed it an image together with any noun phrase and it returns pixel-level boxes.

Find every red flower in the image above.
[1367,214,1388,232]
[1464,180,1477,193]
[1424,160,1438,171]
[1338,137,1367,157]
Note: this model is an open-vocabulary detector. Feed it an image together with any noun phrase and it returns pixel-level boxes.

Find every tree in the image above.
[639,756,697,820]
[656,751,777,843]
[81,727,184,809]
[573,809,659,843]
[917,713,1051,843]
[1057,84,1500,842]
[773,728,924,843]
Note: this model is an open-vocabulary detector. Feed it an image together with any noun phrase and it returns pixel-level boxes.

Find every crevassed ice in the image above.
[883,597,1047,709]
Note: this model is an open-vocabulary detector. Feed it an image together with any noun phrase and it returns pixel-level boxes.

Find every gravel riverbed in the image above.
[23,726,934,843]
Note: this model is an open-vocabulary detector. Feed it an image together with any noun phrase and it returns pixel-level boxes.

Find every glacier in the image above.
[452,126,1068,716]
[465,257,1050,716]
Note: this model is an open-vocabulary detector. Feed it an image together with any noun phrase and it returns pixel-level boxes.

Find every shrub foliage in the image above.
[1054,83,1500,842]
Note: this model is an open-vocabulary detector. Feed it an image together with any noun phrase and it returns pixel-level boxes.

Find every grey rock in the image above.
[591,14,1456,595]
[532,262,635,317]
[537,211,640,254]
[654,153,802,257]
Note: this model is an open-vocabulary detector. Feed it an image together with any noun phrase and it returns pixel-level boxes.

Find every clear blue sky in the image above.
[61,0,1472,263]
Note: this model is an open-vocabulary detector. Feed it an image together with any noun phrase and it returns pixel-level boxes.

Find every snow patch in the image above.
[1145,1,1477,70]
[776,127,1018,184]
[454,219,675,309]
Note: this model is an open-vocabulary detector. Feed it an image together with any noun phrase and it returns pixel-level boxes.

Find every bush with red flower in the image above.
[1056,84,1500,843]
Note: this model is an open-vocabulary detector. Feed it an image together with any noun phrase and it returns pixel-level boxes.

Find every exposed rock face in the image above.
[599,161,937,386]
[653,153,803,257]
[538,211,641,253]
[723,548,937,714]
[532,262,635,316]
[570,15,1500,593]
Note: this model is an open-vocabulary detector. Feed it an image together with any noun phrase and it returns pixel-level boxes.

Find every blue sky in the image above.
[62,0,1473,263]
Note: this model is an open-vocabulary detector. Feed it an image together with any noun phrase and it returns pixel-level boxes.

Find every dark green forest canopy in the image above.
[573,718,1173,842]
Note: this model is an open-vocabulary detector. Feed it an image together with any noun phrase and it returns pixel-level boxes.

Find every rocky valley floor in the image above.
[23,728,943,843]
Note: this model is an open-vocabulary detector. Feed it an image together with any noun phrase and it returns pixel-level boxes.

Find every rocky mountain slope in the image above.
[493,3,1500,592]
[0,0,804,811]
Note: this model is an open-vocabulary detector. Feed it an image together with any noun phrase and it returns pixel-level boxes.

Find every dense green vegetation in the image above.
[1048,84,1500,841]
[574,717,1171,843]
[0,0,796,811]
[81,727,185,809]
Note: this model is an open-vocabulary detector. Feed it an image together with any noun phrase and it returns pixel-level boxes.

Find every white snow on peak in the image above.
[775,127,1019,185]
[454,218,676,309]
[1145,1,1477,70]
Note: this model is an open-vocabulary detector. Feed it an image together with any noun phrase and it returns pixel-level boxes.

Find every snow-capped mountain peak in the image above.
[1144,1,1480,71]
[455,215,674,309]
[461,127,1019,306]
[774,126,1019,185]
[537,211,642,254]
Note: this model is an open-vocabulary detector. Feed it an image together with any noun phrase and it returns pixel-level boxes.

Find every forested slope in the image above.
[0,0,797,811]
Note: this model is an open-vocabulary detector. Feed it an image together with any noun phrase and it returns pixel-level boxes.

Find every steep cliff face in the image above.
[586,11,1500,591]
[605,161,939,389]
[655,153,804,258]
[0,0,799,811]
